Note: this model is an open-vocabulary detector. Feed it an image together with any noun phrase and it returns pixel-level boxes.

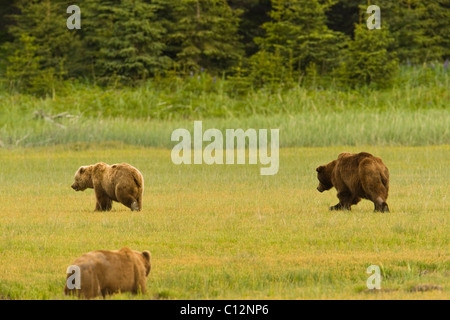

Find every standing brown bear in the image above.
[64,247,151,299]
[71,162,144,211]
[316,152,389,212]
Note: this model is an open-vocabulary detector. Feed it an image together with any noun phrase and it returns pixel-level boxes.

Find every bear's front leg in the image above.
[95,198,112,211]
[332,190,353,210]
[329,203,344,211]
[94,188,113,211]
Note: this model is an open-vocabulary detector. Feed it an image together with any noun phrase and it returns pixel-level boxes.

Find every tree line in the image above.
[0,0,448,95]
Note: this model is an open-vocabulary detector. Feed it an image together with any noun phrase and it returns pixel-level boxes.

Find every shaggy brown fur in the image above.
[71,162,144,211]
[316,152,390,212]
[64,247,151,299]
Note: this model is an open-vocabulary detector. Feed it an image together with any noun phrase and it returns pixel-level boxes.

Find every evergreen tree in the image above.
[1,0,82,94]
[249,0,347,87]
[248,47,287,89]
[2,0,446,92]
[385,1,430,64]
[148,0,181,63]
[0,0,16,46]
[5,34,42,93]
[0,0,17,75]
[169,0,244,74]
[5,0,83,79]
[228,0,272,57]
[420,0,450,61]
[326,0,360,38]
[364,0,444,64]
[337,23,398,88]
[330,0,449,63]
[82,0,170,85]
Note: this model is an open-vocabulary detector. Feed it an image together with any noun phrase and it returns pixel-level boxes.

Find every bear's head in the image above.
[71,166,93,191]
[316,161,335,192]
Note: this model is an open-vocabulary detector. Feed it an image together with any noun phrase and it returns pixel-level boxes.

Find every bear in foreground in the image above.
[64,247,151,299]
[316,152,389,212]
[71,162,144,211]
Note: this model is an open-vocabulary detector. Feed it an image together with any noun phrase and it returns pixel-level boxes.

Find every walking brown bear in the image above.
[316,152,390,212]
[71,162,144,211]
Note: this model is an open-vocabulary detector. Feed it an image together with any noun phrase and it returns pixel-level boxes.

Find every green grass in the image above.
[1,65,448,118]
[0,110,448,148]
[1,65,448,148]
[0,145,448,299]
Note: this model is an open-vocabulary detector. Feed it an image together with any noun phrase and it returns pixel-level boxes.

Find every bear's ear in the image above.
[316,166,323,173]
[142,251,151,262]
[79,167,85,174]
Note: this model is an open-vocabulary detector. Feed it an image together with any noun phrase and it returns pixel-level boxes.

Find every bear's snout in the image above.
[71,184,78,191]
[317,184,326,193]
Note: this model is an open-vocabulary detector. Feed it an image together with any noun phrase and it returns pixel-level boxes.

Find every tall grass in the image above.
[0,110,448,148]
[0,65,448,148]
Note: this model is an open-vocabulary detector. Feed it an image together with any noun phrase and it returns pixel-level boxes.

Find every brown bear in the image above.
[316,152,389,212]
[71,162,144,211]
[64,247,151,299]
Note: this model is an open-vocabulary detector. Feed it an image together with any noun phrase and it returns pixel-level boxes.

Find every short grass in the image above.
[0,144,448,299]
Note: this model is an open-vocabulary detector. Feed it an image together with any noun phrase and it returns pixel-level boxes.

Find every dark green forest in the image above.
[0,0,449,95]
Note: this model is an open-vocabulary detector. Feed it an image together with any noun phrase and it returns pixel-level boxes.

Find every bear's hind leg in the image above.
[137,195,143,211]
[117,193,140,211]
[131,200,140,211]
[360,165,389,213]
[115,184,140,211]
[374,197,389,213]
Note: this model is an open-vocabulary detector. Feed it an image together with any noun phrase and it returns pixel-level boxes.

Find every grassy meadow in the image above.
[0,65,448,300]
[0,144,448,299]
